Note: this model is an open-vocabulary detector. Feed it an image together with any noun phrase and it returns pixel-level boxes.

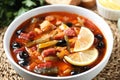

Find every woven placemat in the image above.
[0,8,120,80]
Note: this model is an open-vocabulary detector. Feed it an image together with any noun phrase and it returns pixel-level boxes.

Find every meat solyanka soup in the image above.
[10,12,106,77]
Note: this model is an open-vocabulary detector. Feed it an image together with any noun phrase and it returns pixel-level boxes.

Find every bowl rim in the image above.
[3,4,113,79]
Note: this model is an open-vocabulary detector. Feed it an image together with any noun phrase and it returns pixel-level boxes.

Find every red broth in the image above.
[10,12,106,76]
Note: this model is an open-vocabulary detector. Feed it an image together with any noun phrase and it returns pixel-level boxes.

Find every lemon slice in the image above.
[64,47,98,66]
[74,27,94,52]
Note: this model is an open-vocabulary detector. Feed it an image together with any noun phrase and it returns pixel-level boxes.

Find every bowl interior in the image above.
[4,5,113,80]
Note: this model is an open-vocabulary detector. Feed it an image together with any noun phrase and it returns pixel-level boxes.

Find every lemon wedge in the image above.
[64,47,98,66]
[74,27,94,52]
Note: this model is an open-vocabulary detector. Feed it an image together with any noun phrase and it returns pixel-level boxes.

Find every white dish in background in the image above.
[96,0,120,20]
[4,5,113,80]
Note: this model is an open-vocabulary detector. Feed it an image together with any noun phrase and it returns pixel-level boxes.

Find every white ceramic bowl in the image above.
[4,5,113,80]
[96,0,120,21]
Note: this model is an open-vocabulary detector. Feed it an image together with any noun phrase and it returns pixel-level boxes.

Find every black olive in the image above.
[16,53,24,61]
[97,41,105,49]
[16,29,23,35]
[65,22,73,27]
[56,40,67,47]
[95,34,103,41]
[18,59,29,66]
[82,66,90,71]
[12,42,21,49]
[71,70,80,75]
[19,51,29,59]
[71,66,82,75]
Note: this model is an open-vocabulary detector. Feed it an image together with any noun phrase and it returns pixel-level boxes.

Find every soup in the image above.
[10,12,106,77]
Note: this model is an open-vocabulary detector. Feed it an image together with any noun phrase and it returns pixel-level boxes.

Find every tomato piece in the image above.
[13,47,25,54]
[64,28,76,37]
[42,48,57,57]
[37,62,53,68]
[54,32,64,40]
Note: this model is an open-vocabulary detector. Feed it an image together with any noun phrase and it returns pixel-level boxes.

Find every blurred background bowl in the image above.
[96,0,120,21]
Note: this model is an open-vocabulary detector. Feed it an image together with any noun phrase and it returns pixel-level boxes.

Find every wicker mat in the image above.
[0,8,120,80]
